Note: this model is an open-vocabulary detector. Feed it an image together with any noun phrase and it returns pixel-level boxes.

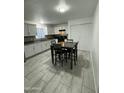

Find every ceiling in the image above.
[24,0,98,25]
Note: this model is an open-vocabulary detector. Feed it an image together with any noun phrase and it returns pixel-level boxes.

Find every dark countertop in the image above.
[24,34,68,45]
[24,38,52,45]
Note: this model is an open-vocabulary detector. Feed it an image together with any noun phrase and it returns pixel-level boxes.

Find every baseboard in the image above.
[90,51,98,93]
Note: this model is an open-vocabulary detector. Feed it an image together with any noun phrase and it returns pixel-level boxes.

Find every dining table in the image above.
[50,41,78,69]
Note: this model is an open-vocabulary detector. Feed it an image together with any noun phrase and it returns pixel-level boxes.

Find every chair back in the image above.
[67,39,73,42]
[53,44,61,50]
[51,40,56,45]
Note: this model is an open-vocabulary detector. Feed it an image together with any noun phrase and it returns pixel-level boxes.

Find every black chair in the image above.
[67,39,73,42]
[66,39,74,58]
[51,40,56,45]
[65,39,73,59]
[72,42,79,65]
[53,44,65,67]
[66,42,79,65]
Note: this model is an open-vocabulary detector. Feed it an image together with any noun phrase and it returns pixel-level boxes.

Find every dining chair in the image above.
[53,44,65,67]
[73,42,79,65]
[66,42,79,65]
[65,39,74,59]
[67,39,73,42]
[51,39,56,45]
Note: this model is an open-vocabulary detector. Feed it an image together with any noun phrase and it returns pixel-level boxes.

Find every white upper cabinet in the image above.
[28,24,37,36]
[24,23,37,36]
[24,23,29,36]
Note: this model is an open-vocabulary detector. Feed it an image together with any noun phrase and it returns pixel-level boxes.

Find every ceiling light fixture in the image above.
[55,0,70,13]
[58,7,66,13]
[40,20,44,24]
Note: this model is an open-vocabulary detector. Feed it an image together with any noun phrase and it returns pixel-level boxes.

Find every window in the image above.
[36,24,48,39]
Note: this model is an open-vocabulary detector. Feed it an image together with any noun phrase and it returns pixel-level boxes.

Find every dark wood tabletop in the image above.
[57,42,77,48]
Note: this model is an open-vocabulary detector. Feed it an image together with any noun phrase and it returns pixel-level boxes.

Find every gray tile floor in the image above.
[24,50,96,93]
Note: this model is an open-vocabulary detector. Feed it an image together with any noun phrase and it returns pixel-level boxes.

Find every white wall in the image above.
[91,4,99,93]
[68,17,93,51]
[68,14,99,92]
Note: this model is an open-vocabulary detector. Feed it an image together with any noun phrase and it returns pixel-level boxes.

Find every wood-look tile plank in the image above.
[24,57,50,76]
[25,64,49,80]
[25,72,45,89]
[30,79,47,93]
[82,86,96,93]
[71,76,83,93]
[55,83,71,93]
[24,78,31,89]
[43,72,63,93]
[83,70,95,90]
[42,69,56,83]
[60,72,72,87]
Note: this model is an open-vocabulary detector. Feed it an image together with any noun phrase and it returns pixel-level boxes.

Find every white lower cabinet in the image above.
[34,43,41,54]
[40,42,44,51]
[24,44,35,58]
[42,41,46,51]
[47,41,50,49]
[24,40,51,58]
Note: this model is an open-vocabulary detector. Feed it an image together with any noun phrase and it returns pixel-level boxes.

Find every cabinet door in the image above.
[45,41,48,50]
[24,23,29,36]
[40,42,43,52]
[24,44,34,58]
[28,24,37,36]
[34,43,41,54]
[42,42,46,51]
[46,41,50,49]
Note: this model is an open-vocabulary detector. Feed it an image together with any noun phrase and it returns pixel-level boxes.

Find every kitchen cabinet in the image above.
[24,44,35,58]
[46,41,50,49]
[41,42,45,51]
[34,43,41,54]
[24,23,29,36]
[40,42,43,52]
[24,40,51,58]
[42,41,50,50]
[27,24,37,36]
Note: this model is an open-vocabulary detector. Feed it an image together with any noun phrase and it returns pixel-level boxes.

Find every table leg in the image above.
[51,46,54,64]
[70,48,73,69]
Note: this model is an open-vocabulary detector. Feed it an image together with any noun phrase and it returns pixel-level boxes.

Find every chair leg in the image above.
[74,54,76,65]
[76,50,78,61]
[65,53,67,63]
[61,54,64,67]
[62,60,63,67]
[55,54,57,65]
